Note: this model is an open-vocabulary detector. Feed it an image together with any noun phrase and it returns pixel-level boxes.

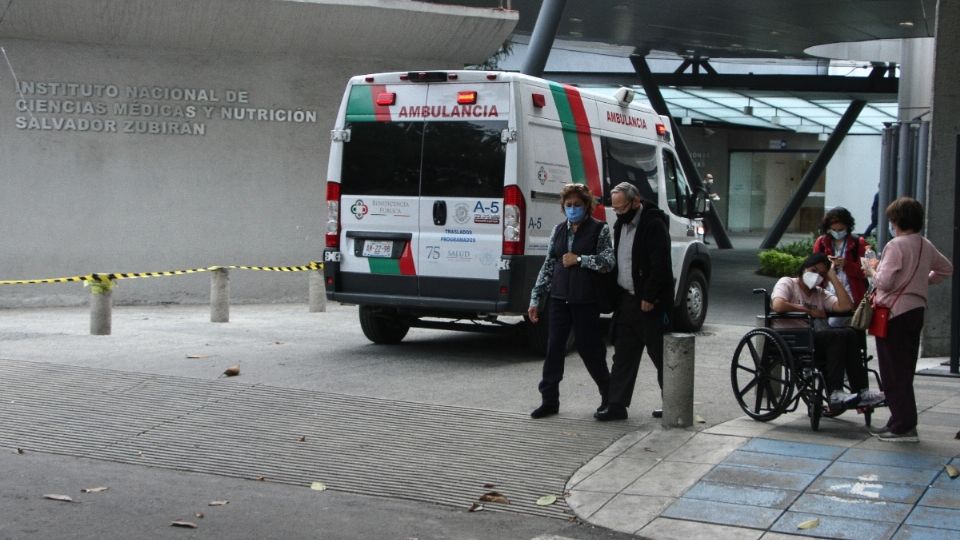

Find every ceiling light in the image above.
[568,31,582,37]
[730,43,742,48]
[568,17,583,23]
[818,132,829,142]
[743,98,753,115]
[899,21,914,28]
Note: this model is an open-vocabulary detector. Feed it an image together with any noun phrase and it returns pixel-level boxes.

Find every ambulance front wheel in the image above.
[673,268,708,332]
[359,306,411,344]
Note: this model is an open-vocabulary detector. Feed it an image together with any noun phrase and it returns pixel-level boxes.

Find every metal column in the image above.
[520,0,567,77]
[952,134,959,374]
[760,100,867,249]
[877,125,896,250]
[629,54,733,249]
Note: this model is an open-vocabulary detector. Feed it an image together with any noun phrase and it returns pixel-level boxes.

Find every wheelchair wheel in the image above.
[806,374,824,431]
[731,328,794,421]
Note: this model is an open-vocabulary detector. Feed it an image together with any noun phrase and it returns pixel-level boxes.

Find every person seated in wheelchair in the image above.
[770,253,885,410]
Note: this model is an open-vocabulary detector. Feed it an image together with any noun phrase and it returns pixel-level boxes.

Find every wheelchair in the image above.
[730,288,884,431]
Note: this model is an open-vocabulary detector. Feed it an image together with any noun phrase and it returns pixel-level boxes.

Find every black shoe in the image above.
[652,408,663,418]
[594,406,628,421]
[530,403,559,419]
[597,396,609,413]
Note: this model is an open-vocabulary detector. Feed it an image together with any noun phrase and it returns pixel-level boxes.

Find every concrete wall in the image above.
[923,0,959,357]
[0,2,516,307]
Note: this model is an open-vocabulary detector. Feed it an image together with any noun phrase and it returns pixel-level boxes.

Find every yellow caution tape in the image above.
[0,262,323,286]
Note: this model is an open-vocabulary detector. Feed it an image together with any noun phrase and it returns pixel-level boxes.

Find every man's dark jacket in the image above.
[613,202,674,308]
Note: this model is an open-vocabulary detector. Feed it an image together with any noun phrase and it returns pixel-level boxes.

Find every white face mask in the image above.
[802,271,822,289]
[829,229,847,240]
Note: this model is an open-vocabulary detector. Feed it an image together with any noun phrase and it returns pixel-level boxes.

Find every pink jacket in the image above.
[873,233,953,317]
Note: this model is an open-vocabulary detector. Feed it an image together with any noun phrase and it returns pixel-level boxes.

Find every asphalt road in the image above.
[0,245,781,539]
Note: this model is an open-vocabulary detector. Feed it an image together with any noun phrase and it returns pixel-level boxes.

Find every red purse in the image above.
[869,239,923,338]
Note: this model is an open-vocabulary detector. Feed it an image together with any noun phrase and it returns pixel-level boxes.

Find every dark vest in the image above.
[549,218,603,304]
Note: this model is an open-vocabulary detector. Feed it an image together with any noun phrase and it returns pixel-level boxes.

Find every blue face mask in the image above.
[829,229,847,240]
[565,206,586,223]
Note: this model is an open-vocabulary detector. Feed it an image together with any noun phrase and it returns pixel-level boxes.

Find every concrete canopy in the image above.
[421,0,935,60]
[0,0,518,64]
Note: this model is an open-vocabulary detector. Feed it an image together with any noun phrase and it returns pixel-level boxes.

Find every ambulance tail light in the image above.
[502,185,525,256]
[532,93,546,108]
[457,91,478,105]
[376,92,396,106]
[656,123,667,136]
[325,182,341,249]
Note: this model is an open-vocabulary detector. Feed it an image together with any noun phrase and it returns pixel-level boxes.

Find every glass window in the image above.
[662,151,692,216]
[420,121,507,198]
[601,138,659,205]
[341,122,423,196]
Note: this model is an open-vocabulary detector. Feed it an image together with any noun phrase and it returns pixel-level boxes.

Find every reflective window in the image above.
[421,121,507,198]
[662,151,692,216]
[601,137,659,205]
[341,122,422,196]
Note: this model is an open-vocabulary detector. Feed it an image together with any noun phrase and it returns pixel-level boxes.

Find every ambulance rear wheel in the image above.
[674,268,707,331]
[359,306,411,344]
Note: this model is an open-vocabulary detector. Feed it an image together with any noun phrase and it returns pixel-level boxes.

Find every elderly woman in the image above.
[863,197,953,442]
[528,183,615,418]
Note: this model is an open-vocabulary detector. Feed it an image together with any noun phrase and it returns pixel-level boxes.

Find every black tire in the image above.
[731,328,794,421]
[808,374,824,431]
[358,306,411,344]
[674,268,708,331]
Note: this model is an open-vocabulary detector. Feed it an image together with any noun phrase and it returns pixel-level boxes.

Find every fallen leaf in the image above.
[310,482,327,491]
[80,486,109,493]
[695,415,706,423]
[797,518,820,530]
[478,491,510,504]
[137,451,143,457]
[482,483,495,489]
[170,521,198,529]
[535,495,557,506]
[643,447,656,453]
[208,500,229,506]
[223,365,240,377]
[561,431,579,437]
[274,341,283,345]
[298,435,306,442]
[255,475,266,482]
[44,494,73,502]
[15,448,24,454]
[468,502,484,512]
[955,430,960,440]
[186,354,209,359]
[194,512,204,519]
[946,464,960,479]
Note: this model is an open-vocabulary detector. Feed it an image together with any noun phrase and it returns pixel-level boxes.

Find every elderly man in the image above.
[595,182,673,421]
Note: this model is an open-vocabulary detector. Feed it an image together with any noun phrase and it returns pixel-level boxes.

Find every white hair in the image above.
[611,181,640,202]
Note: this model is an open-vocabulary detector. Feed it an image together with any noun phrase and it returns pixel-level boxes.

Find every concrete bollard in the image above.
[89,277,114,335]
[308,270,326,312]
[662,333,695,428]
[210,268,230,323]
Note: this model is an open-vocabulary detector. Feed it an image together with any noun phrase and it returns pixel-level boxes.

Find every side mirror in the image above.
[690,188,708,218]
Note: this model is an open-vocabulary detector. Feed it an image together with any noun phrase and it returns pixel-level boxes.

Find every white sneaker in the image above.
[829,390,857,408]
[859,389,885,407]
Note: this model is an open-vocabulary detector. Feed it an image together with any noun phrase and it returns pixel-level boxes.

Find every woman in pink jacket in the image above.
[863,197,953,442]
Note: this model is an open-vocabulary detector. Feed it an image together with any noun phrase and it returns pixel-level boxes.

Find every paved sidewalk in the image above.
[566,360,960,539]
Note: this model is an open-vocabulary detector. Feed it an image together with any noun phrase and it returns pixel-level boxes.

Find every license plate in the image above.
[362,240,394,258]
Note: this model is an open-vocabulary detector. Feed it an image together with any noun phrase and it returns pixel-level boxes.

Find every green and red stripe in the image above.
[346,84,392,122]
[367,242,416,275]
[549,83,605,219]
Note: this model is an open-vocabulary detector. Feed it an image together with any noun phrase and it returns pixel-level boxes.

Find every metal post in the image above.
[89,276,113,335]
[760,100,867,249]
[915,121,930,205]
[630,54,732,249]
[877,125,897,250]
[951,134,959,374]
[210,268,229,323]
[520,0,567,77]
[309,270,326,312]
[897,122,914,196]
[662,333,695,428]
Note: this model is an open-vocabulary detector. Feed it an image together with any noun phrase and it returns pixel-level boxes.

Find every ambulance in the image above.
[323,70,711,351]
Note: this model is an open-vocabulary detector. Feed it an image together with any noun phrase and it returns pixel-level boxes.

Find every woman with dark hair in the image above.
[862,197,952,442]
[813,207,869,327]
[527,183,616,418]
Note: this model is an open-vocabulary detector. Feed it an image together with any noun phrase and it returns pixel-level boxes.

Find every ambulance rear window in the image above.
[601,138,659,205]
[421,121,506,198]
[341,122,422,196]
